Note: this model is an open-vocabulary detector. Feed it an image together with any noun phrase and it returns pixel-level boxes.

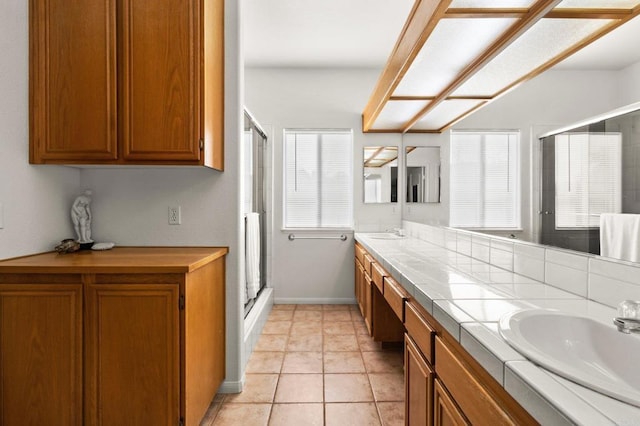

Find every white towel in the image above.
[245,213,261,303]
[600,213,640,263]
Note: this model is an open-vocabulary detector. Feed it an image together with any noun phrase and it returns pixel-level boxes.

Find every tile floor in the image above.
[200,304,405,426]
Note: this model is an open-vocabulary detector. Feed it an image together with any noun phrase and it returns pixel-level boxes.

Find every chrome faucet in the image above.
[613,317,640,334]
[614,300,640,334]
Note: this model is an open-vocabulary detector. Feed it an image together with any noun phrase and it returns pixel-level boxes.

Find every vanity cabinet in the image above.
[0,247,227,426]
[29,0,224,169]
[434,379,469,426]
[405,333,435,426]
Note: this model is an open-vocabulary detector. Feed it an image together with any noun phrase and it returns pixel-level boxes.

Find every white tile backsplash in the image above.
[544,262,588,297]
[402,221,640,308]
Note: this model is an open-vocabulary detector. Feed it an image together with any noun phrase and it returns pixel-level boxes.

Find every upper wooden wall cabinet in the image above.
[29,0,224,169]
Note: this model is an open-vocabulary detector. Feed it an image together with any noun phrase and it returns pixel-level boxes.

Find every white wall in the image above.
[245,67,402,303]
[0,0,81,260]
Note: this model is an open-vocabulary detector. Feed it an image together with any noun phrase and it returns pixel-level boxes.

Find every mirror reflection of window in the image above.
[363,146,398,204]
[406,146,441,203]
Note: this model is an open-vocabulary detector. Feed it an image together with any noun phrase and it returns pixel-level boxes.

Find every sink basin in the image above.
[499,309,640,407]
[367,233,406,240]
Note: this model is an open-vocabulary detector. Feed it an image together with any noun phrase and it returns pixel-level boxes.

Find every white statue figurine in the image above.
[71,189,93,243]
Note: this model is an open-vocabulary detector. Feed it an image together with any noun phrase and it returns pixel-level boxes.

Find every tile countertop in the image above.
[355,233,640,426]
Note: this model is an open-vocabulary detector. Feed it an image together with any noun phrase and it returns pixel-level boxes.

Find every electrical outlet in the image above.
[168,206,181,225]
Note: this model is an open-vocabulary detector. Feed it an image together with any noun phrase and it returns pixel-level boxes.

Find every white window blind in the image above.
[450,131,520,228]
[554,133,621,228]
[284,130,353,228]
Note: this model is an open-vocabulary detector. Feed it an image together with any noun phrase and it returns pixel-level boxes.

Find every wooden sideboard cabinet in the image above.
[29,0,224,169]
[0,247,227,426]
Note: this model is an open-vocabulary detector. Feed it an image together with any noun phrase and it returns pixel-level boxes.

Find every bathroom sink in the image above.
[499,309,640,407]
[367,233,406,240]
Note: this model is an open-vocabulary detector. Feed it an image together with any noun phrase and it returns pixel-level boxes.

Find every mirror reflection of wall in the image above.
[539,105,640,263]
[406,146,440,203]
[363,146,398,203]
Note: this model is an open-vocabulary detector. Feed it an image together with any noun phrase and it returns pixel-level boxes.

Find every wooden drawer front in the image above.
[371,262,386,293]
[435,338,515,426]
[404,301,435,364]
[355,244,365,265]
[363,254,375,277]
[383,276,407,322]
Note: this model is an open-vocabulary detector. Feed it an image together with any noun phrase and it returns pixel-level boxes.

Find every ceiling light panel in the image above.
[411,99,485,131]
[393,18,517,97]
[372,100,429,129]
[450,0,536,6]
[452,18,615,97]
[555,0,640,8]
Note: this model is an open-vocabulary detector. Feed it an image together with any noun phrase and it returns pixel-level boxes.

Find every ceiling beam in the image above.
[444,8,633,20]
[361,0,452,132]
[401,0,564,133]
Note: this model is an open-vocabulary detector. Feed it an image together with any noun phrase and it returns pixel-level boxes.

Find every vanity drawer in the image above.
[355,244,366,265]
[404,301,434,364]
[435,337,514,426]
[383,276,407,322]
[363,254,375,277]
[371,262,386,293]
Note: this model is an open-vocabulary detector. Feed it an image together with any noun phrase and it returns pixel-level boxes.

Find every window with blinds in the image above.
[450,131,520,229]
[283,129,353,229]
[554,133,622,229]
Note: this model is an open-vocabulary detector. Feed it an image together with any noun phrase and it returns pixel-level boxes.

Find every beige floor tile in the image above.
[246,352,284,374]
[368,373,405,402]
[323,321,355,335]
[274,374,323,403]
[351,310,366,321]
[354,322,370,335]
[323,304,351,311]
[357,333,382,352]
[324,334,359,352]
[324,373,374,402]
[325,402,381,426]
[268,403,324,426]
[254,334,288,352]
[268,310,294,321]
[281,351,323,374]
[323,310,353,322]
[212,403,271,426]
[362,350,403,373]
[272,304,296,310]
[377,401,405,426]
[224,374,278,403]
[261,320,292,335]
[293,310,322,321]
[286,334,323,351]
[290,320,323,335]
[199,401,222,425]
[324,351,365,373]
[296,304,323,311]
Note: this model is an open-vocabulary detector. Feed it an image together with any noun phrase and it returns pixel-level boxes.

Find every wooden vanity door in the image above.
[85,282,180,426]
[0,283,83,426]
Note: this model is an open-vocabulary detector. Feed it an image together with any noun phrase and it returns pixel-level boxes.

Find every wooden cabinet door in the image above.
[120,0,201,162]
[30,0,118,162]
[405,334,434,426]
[85,283,180,426]
[0,284,83,426]
[363,271,373,334]
[355,258,362,314]
[434,379,470,426]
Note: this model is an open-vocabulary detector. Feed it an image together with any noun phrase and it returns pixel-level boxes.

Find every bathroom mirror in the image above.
[363,146,398,203]
[537,104,640,262]
[406,146,441,203]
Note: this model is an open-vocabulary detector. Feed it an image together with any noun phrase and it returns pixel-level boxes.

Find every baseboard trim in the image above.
[273,297,357,305]
[218,377,245,394]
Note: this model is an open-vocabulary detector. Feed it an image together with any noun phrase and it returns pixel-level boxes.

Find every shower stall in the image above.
[243,109,269,317]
